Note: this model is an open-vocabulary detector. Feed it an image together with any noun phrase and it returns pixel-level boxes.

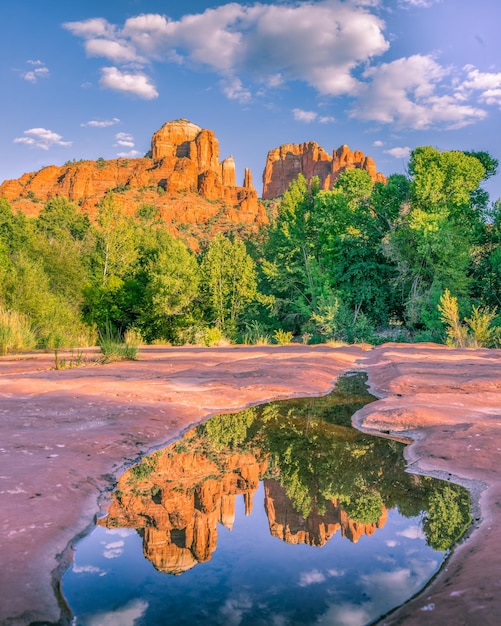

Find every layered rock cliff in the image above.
[262,141,386,199]
[0,119,266,244]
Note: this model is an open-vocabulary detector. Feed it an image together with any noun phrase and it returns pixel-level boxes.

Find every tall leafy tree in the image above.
[201,233,259,336]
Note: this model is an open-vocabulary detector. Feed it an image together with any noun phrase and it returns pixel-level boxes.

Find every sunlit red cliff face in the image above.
[0,119,266,245]
[99,440,387,574]
[262,142,386,199]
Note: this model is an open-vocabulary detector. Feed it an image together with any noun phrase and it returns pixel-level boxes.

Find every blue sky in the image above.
[2,0,501,201]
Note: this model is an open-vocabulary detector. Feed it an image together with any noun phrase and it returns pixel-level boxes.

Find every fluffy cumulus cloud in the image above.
[384,146,411,159]
[14,128,72,150]
[63,1,389,100]
[99,67,158,99]
[351,54,487,129]
[21,59,49,83]
[459,66,501,108]
[63,2,497,134]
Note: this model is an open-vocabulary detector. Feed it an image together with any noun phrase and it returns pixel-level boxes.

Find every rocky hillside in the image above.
[0,119,267,245]
[262,141,386,199]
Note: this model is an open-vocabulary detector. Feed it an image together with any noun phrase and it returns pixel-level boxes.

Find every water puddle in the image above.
[62,373,471,625]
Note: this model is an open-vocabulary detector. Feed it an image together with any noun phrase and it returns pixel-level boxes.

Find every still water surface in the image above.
[63,373,470,625]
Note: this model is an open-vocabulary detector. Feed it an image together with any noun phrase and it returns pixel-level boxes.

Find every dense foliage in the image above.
[0,145,500,351]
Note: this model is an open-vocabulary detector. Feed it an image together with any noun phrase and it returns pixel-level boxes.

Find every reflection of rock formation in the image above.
[99,444,268,575]
[264,479,387,546]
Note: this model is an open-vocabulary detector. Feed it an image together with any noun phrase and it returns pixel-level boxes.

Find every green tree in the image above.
[201,234,259,336]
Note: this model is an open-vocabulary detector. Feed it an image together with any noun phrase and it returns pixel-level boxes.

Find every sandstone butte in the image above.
[0,120,387,238]
[1,343,501,625]
[262,141,386,200]
[0,119,267,248]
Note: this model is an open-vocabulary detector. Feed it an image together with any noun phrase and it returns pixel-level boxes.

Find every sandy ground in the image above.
[0,343,500,625]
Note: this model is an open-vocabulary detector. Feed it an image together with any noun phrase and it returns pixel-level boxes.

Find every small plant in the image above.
[273,329,293,345]
[96,157,106,169]
[98,324,138,363]
[195,326,231,347]
[0,307,36,355]
[124,327,143,348]
[241,321,270,345]
[438,289,500,348]
[301,332,312,345]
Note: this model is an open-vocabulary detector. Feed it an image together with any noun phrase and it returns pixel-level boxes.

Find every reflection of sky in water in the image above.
[64,483,441,626]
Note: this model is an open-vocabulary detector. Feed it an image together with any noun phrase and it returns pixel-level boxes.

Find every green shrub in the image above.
[98,324,138,362]
[0,307,36,355]
[273,329,293,345]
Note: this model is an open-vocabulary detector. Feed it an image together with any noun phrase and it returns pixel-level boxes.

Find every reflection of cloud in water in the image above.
[317,603,371,626]
[397,525,425,540]
[219,593,253,626]
[298,569,326,586]
[318,560,440,626]
[80,599,148,626]
[385,539,398,547]
[105,528,135,538]
[72,564,107,576]
[327,568,345,577]
[102,540,124,559]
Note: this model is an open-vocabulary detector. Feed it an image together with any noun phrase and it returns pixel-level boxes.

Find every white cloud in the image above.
[99,67,158,99]
[293,109,335,124]
[83,599,148,626]
[114,131,135,147]
[63,17,116,39]
[384,146,411,159]
[81,118,120,127]
[293,109,318,123]
[398,0,439,6]
[85,38,144,64]
[64,1,389,101]
[351,54,487,129]
[298,569,326,587]
[14,128,72,150]
[117,150,141,158]
[220,76,252,103]
[21,60,49,83]
[373,140,384,147]
[460,67,501,108]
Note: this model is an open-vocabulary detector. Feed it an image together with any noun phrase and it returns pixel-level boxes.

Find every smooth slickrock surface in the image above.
[0,344,362,626]
[354,343,501,626]
[1,342,500,625]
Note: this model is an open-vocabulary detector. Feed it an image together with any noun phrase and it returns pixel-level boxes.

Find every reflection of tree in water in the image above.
[102,373,471,569]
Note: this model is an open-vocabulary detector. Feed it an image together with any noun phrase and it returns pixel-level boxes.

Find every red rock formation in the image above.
[262,141,386,199]
[0,120,265,240]
[264,478,387,546]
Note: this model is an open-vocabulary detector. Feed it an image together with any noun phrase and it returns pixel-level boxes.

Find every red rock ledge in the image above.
[1,343,500,625]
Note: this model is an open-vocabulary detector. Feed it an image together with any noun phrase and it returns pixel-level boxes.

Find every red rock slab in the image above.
[355,343,501,626]
[0,344,363,626]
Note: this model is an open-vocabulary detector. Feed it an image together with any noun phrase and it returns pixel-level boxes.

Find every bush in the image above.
[0,307,36,355]
[273,329,293,345]
[98,324,138,362]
